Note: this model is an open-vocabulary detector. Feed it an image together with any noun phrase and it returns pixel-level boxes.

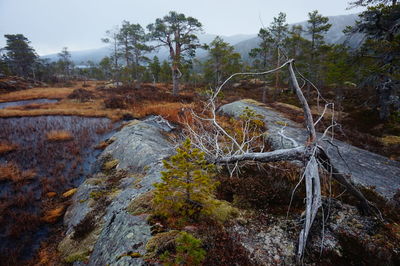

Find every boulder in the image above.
[219,99,400,200]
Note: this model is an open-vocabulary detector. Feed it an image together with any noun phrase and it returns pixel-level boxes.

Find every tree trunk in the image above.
[172,67,180,96]
[262,86,269,103]
[274,48,281,101]
[195,59,375,263]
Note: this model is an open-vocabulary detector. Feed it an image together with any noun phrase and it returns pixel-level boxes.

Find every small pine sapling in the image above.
[153,138,218,223]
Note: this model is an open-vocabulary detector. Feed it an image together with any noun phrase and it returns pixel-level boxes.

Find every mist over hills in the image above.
[42,13,361,65]
[234,13,362,61]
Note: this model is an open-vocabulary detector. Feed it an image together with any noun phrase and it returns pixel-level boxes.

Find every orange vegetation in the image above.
[0,81,129,121]
[0,162,36,183]
[0,141,17,155]
[133,102,195,124]
[46,130,74,142]
[0,87,72,103]
[41,206,65,223]
[62,188,77,198]
[0,98,127,121]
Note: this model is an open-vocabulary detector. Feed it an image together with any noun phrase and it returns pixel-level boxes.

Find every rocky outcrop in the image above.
[219,100,400,200]
[59,116,175,265]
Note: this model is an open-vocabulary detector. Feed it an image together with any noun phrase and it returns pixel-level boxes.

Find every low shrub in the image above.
[68,88,94,102]
[216,162,303,212]
[104,95,133,109]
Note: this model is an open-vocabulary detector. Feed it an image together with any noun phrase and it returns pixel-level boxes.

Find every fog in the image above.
[0,0,364,55]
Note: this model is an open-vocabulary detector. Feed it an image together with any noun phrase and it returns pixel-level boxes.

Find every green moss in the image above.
[127,192,154,215]
[275,120,288,126]
[116,251,142,260]
[64,251,90,263]
[209,200,239,223]
[102,159,119,172]
[89,190,107,200]
[143,165,151,172]
[145,230,180,259]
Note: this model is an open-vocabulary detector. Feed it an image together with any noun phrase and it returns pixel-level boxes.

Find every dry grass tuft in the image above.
[133,102,194,124]
[46,130,74,142]
[0,141,18,155]
[0,162,36,183]
[41,206,65,223]
[62,188,77,198]
[381,135,400,145]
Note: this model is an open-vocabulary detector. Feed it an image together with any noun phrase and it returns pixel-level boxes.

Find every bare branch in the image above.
[216,146,307,164]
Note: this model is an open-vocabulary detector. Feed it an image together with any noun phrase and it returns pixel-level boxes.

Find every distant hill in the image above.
[41,33,256,64]
[42,13,362,65]
[234,13,362,62]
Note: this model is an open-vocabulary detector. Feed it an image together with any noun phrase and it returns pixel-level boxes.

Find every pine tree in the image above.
[306,10,331,93]
[147,11,203,95]
[149,56,161,83]
[349,3,400,120]
[249,28,274,70]
[160,60,172,84]
[153,139,218,222]
[57,47,73,80]
[269,12,289,90]
[3,34,37,77]
[203,36,242,88]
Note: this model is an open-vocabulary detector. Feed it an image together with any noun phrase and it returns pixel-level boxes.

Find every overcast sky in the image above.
[0,0,364,55]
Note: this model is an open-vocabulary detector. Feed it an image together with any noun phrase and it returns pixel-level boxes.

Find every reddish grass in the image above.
[0,162,36,183]
[41,206,65,223]
[132,102,194,124]
[0,141,18,155]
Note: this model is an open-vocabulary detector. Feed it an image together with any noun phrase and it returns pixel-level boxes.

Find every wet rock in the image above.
[219,99,400,200]
[60,116,175,265]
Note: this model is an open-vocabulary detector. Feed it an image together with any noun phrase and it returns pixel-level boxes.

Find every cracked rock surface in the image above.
[59,117,174,265]
[220,100,400,200]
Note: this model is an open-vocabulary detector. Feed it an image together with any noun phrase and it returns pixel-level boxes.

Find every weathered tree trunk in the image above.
[190,58,375,264]
[172,68,180,96]
[262,86,269,103]
[274,48,281,101]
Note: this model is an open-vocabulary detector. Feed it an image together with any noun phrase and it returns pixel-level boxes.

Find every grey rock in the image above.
[219,100,400,200]
[61,117,175,265]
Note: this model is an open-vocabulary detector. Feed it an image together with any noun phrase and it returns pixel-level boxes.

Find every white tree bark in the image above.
[185,58,375,263]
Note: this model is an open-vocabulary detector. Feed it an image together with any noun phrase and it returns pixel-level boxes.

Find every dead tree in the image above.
[185,59,376,263]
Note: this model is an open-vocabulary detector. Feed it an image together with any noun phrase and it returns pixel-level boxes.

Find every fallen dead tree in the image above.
[185,59,379,263]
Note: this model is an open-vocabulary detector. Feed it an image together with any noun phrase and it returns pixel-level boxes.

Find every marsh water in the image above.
[0,99,59,109]
[0,115,117,263]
